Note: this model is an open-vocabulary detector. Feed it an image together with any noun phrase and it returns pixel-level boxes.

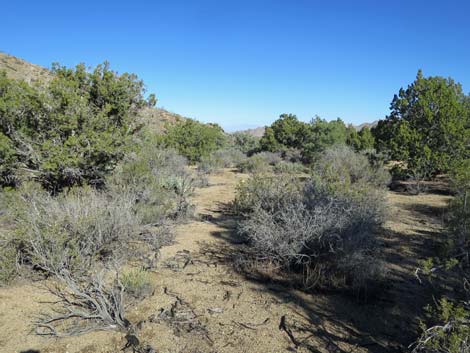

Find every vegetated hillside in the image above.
[137,107,187,133]
[0,51,189,133]
[0,51,52,83]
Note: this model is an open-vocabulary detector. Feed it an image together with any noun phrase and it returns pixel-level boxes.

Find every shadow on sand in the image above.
[195,192,448,353]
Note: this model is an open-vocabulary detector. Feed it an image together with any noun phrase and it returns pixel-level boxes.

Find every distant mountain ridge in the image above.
[354,121,378,131]
[236,120,379,137]
[235,126,266,137]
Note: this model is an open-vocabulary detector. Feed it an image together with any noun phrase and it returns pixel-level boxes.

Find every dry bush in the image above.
[35,269,130,337]
[4,182,139,276]
[273,161,306,175]
[255,151,283,165]
[313,145,390,188]
[198,148,246,174]
[237,155,271,174]
[235,147,389,294]
[108,146,195,223]
[232,175,301,214]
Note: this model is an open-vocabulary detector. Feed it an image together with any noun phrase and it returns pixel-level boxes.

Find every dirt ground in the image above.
[0,169,452,353]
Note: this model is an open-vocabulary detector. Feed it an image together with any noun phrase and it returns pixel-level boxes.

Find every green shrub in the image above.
[163,119,227,162]
[412,159,470,352]
[231,132,260,154]
[413,293,469,353]
[0,238,17,285]
[0,63,148,191]
[121,268,154,299]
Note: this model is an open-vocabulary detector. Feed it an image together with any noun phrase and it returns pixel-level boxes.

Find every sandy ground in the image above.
[0,169,452,353]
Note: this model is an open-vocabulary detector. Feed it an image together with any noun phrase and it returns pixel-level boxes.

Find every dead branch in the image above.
[279,315,299,348]
[35,269,130,337]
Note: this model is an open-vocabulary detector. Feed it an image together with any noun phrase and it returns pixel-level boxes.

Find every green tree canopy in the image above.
[163,119,227,162]
[0,62,148,191]
[259,114,309,152]
[373,70,470,175]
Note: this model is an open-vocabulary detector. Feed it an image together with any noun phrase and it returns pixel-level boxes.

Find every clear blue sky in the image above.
[2,0,470,131]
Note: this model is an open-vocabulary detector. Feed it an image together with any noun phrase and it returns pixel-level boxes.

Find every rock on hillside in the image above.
[0,51,52,83]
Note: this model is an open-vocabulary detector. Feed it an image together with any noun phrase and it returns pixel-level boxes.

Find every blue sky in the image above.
[2,0,470,131]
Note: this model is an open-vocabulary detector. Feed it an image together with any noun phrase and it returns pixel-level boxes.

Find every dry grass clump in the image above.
[121,268,154,300]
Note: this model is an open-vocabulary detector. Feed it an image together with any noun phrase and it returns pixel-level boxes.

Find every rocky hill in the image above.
[0,52,52,83]
[0,51,187,132]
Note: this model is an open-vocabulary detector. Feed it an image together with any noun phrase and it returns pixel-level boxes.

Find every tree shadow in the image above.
[195,196,449,352]
[20,350,41,353]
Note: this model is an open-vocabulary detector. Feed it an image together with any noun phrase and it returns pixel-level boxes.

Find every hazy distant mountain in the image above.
[236,120,379,137]
[236,126,266,137]
[354,121,379,131]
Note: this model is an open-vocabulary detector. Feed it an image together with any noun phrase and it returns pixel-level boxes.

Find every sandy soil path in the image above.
[0,170,451,353]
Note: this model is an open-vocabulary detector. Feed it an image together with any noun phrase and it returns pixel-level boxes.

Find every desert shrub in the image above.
[255,151,282,166]
[273,161,306,174]
[237,151,281,174]
[313,145,390,189]
[198,148,246,174]
[232,175,302,214]
[163,119,227,162]
[232,132,260,155]
[412,159,470,352]
[108,145,195,223]
[448,159,470,249]
[4,183,139,275]
[35,269,130,337]
[235,148,388,293]
[237,154,271,174]
[198,154,225,174]
[0,63,148,191]
[413,295,469,353]
[213,148,246,167]
[121,268,154,299]
[281,148,303,163]
[0,237,17,285]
